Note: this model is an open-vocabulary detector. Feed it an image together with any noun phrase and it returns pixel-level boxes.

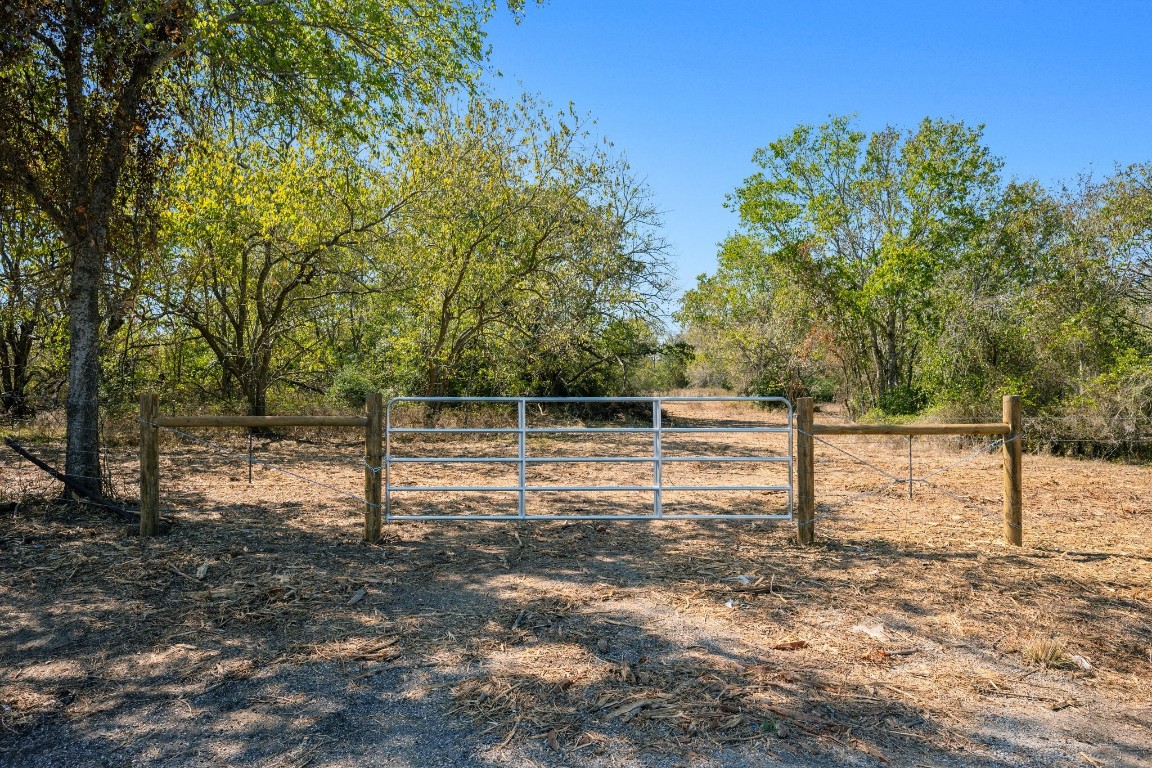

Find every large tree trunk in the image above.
[241,345,273,417]
[884,310,899,395]
[0,337,14,412]
[424,359,444,397]
[64,236,104,496]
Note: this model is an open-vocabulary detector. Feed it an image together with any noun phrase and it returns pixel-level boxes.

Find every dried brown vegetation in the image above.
[1,401,1150,766]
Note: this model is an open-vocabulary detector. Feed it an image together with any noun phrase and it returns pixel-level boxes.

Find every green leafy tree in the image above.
[161,128,397,415]
[1101,164,1152,306]
[678,233,834,400]
[919,170,1151,440]
[728,115,1002,413]
[362,94,669,398]
[0,0,512,492]
[915,181,1066,409]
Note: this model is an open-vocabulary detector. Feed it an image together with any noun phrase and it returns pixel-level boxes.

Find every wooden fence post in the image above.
[1002,394,1023,546]
[364,392,383,544]
[139,393,159,537]
[795,397,815,545]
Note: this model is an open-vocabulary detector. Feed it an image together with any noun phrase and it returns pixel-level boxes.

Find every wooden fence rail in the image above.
[153,415,368,428]
[793,395,1023,546]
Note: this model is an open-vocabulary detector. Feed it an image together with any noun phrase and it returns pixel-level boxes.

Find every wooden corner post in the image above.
[139,393,160,537]
[1002,394,1022,546]
[364,392,383,544]
[795,397,815,545]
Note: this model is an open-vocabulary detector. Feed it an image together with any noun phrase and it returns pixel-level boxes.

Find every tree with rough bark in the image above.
[0,0,516,494]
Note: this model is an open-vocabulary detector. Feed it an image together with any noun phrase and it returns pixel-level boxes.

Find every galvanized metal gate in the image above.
[384,396,793,521]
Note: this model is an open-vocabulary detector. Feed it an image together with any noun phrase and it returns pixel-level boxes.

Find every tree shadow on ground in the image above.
[2,451,1151,767]
[4,483,1147,764]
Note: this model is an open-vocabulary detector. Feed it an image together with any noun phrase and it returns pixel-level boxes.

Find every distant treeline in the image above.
[679,116,1152,453]
[4,103,1151,457]
[0,93,684,420]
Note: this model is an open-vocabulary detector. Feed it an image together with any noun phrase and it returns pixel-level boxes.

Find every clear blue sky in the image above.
[481,0,1152,300]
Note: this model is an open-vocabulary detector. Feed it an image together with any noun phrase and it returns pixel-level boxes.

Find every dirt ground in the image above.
[1,399,1150,767]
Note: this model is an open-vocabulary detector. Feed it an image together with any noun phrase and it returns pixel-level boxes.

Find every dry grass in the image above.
[2,399,1151,766]
[1019,638,1074,669]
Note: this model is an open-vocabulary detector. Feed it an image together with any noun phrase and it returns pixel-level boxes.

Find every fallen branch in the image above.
[3,438,140,523]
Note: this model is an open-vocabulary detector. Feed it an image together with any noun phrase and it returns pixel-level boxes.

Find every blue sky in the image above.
[482,1,1152,299]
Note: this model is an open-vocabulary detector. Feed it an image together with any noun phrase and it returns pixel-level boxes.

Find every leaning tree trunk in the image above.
[64,236,104,496]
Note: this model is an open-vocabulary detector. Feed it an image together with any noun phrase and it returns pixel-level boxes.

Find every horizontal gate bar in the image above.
[389,427,655,434]
[389,427,519,434]
[386,455,791,464]
[385,513,794,521]
[389,426,791,434]
[388,456,520,463]
[660,427,790,433]
[387,396,793,403]
[661,455,789,462]
[388,484,792,492]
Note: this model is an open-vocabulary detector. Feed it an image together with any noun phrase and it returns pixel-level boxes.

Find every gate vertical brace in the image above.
[787,400,795,518]
[517,398,527,518]
[364,392,383,544]
[1002,394,1022,546]
[795,397,815,545]
[384,398,391,523]
[139,393,160,537]
[653,399,663,516]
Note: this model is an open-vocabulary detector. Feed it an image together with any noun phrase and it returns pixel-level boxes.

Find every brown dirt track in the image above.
[1,399,1150,767]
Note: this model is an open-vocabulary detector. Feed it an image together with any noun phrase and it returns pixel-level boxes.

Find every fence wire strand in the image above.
[146,421,375,510]
[799,430,1021,523]
[127,415,1021,529]
[806,432,905,482]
